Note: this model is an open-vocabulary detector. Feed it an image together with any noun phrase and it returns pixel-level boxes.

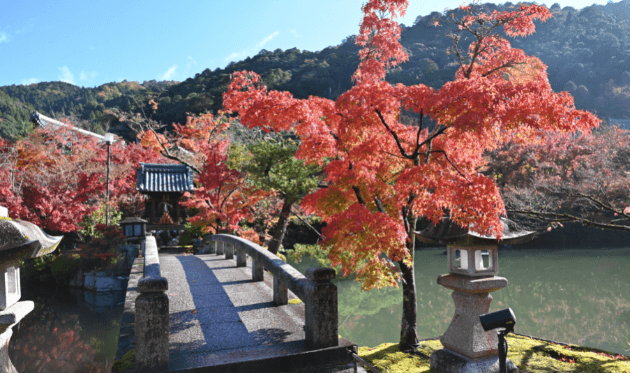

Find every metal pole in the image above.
[106,142,111,226]
[498,330,509,373]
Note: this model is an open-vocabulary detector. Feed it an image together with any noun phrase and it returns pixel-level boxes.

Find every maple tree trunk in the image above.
[267,198,293,255]
[398,217,420,351]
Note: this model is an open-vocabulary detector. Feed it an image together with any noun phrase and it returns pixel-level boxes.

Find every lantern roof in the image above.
[415,217,536,246]
[0,219,63,264]
[119,217,149,225]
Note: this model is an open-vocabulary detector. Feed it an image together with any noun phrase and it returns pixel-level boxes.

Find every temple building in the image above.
[135,163,195,228]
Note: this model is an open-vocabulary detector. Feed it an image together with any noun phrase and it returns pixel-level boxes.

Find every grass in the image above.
[352,334,630,373]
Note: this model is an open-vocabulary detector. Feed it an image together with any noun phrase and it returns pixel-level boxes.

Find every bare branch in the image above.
[508,209,630,232]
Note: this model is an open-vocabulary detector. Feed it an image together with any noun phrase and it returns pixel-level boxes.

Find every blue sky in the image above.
[0,0,613,88]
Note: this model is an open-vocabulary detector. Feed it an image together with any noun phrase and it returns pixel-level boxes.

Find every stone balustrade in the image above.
[204,234,339,350]
[135,236,169,372]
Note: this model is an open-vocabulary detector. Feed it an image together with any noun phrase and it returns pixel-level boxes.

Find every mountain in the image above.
[0,80,177,141]
[2,0,630,142]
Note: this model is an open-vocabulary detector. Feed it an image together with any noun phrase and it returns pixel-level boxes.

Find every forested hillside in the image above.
[0,80,177,141]
[2,0,630,142]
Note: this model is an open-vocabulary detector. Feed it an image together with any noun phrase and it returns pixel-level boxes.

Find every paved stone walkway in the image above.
[158,252,362,372]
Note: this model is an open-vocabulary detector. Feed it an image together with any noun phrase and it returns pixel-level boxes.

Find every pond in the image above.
[287,246,630,357]
[8,282,126,373]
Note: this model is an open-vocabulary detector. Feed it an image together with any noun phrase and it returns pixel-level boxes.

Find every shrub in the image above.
[179,222,205,247]
[23,253,57,284]
[51,254,81,285]
[78,203,123,239]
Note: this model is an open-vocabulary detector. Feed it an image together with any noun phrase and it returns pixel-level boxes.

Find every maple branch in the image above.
[573,192,619,214]
[374,196,386,213]
[290,206,324,239]
[424,136,433,164]
[508,209,630,232]
[375,108,448,162]
[418,125,447,155]
[159,150,202,175]
[375,109,412,159]
[353,186,366,206]
[441,5,529,79]
[401,206,410,234]
[414,110,424,154]
[481,61,528,78]
[430,150,468,180]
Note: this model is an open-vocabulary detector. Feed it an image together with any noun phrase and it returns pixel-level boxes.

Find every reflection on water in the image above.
[8,282,125,373]
[288,246,630,357]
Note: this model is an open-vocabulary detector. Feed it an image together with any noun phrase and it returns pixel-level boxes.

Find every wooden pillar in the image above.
[174,197,179,223]
[151,198,156,224]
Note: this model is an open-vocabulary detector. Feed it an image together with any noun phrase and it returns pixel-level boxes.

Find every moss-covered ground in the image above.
[352,334,630,373]
[111,348,134,372]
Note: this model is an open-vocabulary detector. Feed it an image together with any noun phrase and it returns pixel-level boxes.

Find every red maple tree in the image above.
[224,0,599,350]
[0,121,165,233]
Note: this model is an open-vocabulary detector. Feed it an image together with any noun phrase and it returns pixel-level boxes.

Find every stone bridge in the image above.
[114,234,367,373]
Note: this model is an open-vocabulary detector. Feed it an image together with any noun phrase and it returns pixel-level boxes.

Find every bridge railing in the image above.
[203,234,339,350]
[135,236,169,372]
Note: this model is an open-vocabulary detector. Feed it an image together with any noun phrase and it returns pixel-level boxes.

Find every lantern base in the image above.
[430,348,518,373]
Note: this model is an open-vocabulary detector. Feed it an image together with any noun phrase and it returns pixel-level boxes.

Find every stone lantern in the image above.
[0,205,63,373]
[416,216,535,373]
[119,217,148,243]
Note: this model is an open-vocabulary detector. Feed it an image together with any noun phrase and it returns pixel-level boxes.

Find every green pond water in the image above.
[287,246,630,357]
[9,282,125,373]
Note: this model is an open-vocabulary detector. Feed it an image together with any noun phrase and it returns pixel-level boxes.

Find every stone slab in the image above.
[84,274,96,289]
[437,274,508,294]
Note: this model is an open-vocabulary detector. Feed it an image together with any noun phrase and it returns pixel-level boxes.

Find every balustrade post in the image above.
[216,241,224,256]
[304,268,338,350]
[210,241,217,254]
[236,245,247,267]
[225,243,234,259]
[273,277,288,305]
[252,259,264,281]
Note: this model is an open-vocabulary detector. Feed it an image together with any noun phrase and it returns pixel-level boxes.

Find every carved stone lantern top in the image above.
[0,208,63,310]
[0,219,63,265]
[415,216,535,279]
[0,206,64,372]
[414,216,536,246]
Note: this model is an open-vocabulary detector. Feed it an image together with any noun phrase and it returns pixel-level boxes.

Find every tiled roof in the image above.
[136,163,195,193]
[31,111,122,145]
